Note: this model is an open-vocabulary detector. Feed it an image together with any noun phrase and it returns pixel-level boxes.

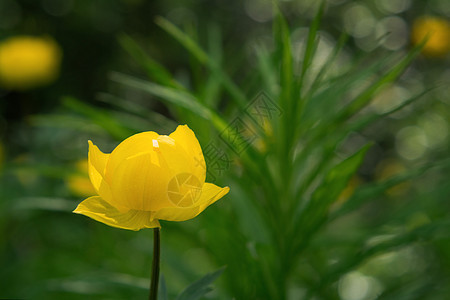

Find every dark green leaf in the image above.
[175,267,226,300]
[62,96,133,140]
[293,144,371,251]
[118,33,181,89]
[158,275,168,300]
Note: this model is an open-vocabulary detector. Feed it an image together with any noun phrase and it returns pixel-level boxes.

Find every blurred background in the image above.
[0,0,449,299]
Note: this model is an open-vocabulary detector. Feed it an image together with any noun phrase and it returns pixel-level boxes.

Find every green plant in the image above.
[6,2,449,300]
[109,4,450,299]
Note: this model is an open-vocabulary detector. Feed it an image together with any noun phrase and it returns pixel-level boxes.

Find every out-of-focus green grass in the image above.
[1,1,450,299]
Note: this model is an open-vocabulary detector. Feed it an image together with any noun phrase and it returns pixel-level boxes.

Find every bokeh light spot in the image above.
[244,0,273,23]
[396,126,427,160]
[377,0,411,14]
[371,84,411,114]
[378,16,408,50]
[420,112,448,148]
[343,4,376,38]
[339,271,382,300]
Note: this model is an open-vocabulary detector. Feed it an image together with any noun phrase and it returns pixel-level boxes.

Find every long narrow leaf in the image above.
[176,267,225,300]
[63,97,133,140]
[293,144,371,253]
[110,72,215,121]
[118,33,182,89]
[339,45,423,119]
[155,17,248,109]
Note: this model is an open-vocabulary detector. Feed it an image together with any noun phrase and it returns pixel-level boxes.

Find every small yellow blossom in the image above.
[336,176,363,205]
[375,159,410,196]
[74,125,230,230]
[0,36,62,89]
[67,160,96,197]
[411,16,450,57]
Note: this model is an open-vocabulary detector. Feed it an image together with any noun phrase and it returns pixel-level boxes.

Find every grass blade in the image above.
[155,16,247,109]
[175,267,225,300]
[118,33,182,89]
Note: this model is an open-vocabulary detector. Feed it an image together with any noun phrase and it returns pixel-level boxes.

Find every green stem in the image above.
[149,227,161,300]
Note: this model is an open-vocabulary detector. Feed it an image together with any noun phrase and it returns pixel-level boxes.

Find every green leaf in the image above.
[155,17,208,64]
[297,0,325,97]
[331,158,450,220]
[110,72,207,116]
[339,45,422,119]
[158,275,168,300]
[175,267,226,300]
[96,92,177,132]
[310,143,370,208]
[344,88,430,134]
[118,33,181,89]
[317,143,369,200]
[273,4,294,113]
[298,52,396,132]
[293,144,371,251]
[202,24,224,108]
[62,96,133,140]
[30,114,106,134]
[255,46,278,97]
[155,16,247,109]
[302,31,349,101]
[305,219,450,298]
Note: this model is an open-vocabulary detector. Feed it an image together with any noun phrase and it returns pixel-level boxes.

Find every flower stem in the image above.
[149,227,160,300]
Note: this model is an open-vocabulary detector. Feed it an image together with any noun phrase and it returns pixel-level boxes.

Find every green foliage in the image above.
[99,7,450,299]
[1,1,449,300]
[175,267,225,300]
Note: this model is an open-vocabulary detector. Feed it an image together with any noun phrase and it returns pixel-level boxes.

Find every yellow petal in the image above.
[156,136,200,182]
[154,183,229,222]
[110,152,173,211]
[73,196,160,230]
[105,131,159,183]
[88,141,128,212]
[88,140,109,191]
[167,172,202,208]
[169,125,206,184]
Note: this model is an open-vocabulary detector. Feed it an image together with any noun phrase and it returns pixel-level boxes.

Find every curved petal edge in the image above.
[154,183,229,222]
[73,196,160,231]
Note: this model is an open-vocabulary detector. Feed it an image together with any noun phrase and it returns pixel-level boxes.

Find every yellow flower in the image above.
[74,125,230,230]
[375,158,410,196]
[411,16,450,57]
[0,36,62,90]
[67,160,96,197]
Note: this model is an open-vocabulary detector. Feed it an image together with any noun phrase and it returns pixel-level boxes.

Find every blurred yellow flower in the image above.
[336,176,363,205]
[67,160,96,197]
[0,36,62,89]
[375,159,410,196]
[411,16,450,57]
[74,125,230,230]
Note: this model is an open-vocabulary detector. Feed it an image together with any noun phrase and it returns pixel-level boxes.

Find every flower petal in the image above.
[154,183,229,222]
[88,140,109,191]
[110,152,173,211]
[155,136,202,190]
[105,131,159,183]
[73,196,160,230]
[169,125,206,184]
[88,141,128,212]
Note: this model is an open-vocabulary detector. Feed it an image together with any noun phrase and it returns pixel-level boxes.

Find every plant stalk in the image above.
[149,227,161,300]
